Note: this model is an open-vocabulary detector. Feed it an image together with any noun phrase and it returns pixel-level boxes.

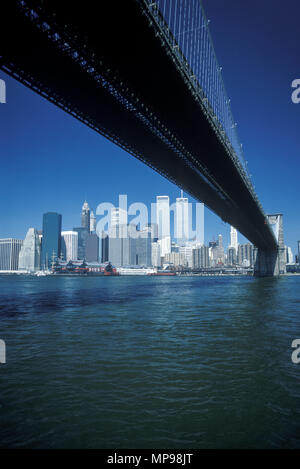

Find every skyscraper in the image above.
[136,227,152,266]
[152,241,161,268]
[61,231,78,261]
[237,243,254,267]
[0,238,23,271]
[73,227,89,260]
[101,232,109,263]
[230,226,238,252]
[227,247,237,266]
[175,191,189,245]
[156,195,171,257]
[41,212,62,268]
[192,245,210,269]
[90,211,96,233]
[85,232,99,262]
[217,234,225,264]
[18,228,41,272]
[81,200,90,231]
[108,208,130,267]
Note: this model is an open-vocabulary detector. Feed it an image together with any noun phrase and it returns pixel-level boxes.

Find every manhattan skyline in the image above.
[1,0,300,252]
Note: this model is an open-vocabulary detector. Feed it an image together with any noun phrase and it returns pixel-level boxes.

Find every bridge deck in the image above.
[0,0,277,250]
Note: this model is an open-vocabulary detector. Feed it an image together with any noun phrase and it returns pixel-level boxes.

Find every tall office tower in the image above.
[109,207,126,267]
[156,195,171,256]
[85,232,99,262]
[61,231,78,261]
[152,241,161,267]
[298,241,300,264]
[109,224,123,267]
[73,227,89,260]
[237,243,254,267]
[122,225,137,266]
[18,228,41,272]
[81,200,90,231]
[41,212,62,268]
[227,247,237,266]
[0,238,23,271]
[192,245,210,269]
[136,227,152,266]
[90,211,96,233]
[230,226,238,252]
[217,234,225,264]
[175,191,189,245]
[101,232,109,263]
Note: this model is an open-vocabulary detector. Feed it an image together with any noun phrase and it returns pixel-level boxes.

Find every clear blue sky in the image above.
[0,0,299,253]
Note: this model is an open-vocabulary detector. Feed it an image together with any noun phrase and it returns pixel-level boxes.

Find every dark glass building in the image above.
[101,232,109,263]
[41,212,62,269]
[73,227,89,260]
[85,233,99,262]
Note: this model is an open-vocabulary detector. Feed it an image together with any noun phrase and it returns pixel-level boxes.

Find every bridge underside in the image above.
[0,0,278,254]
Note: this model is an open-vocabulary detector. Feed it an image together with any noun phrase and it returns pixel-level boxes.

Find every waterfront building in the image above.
[41,212,62,268]
[0,238,23,271]
[73,227,89,260]
[136,227,152,266]
[227,247,237,266]
[61,231,78,261]
[108,209,135,267]
[81,200,90,231]
[122,224,137,266]
[85,232,99,262]
[237,243,254,267]
[209,237,224,266]
[156,195,171,256]
[175,191,189,245]
[230,226,238,252]
[192,245,210,269]
[217,234,225,264]
[18,228,41,272]
[164,251,186,267]
[101,232,109,263]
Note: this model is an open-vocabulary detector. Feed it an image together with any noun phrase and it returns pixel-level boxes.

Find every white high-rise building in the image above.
[18,228,41,272]
[152,241,161,267]
[156,195,171,256]
[90,211,96,233]
[175,191,189,245]
[61,231,78,261]
[230,226,238,252]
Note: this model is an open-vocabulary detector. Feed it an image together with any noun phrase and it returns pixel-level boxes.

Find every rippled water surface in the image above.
[1,275,300,448]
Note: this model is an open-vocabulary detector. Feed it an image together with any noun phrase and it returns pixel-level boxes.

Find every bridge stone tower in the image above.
[254,214,286,277]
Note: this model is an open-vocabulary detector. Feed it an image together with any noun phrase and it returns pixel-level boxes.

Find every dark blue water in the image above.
[0,275,300,448]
